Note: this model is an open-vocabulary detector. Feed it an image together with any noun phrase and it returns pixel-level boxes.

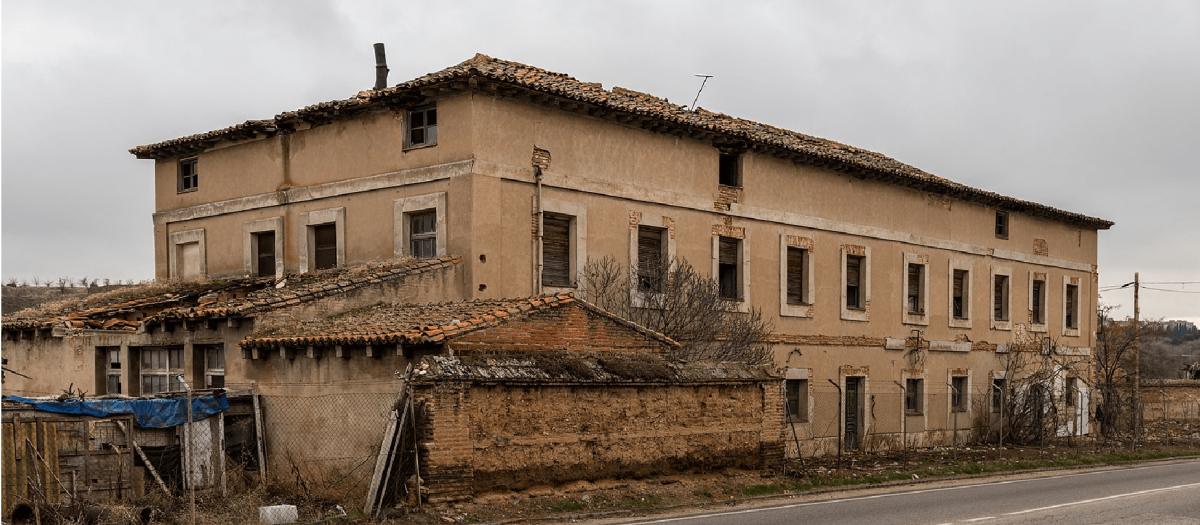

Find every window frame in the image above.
[243,217,284,279]
[177,157,198,193]
[785,378,809,422]
[718,151,742,188]
[779,235,815,318]
[299,207,345,273]
[97,346,122,395]
[394,192,447,259]
[840,245,870,322]
[992,376,1006,413]
[990,266,1013,331]
[199,344,225,389]
[948,259,973,329]
[138,346,184,395]
[902,253,929,326]
[905,378,924,415]
[995,210,1009,239]
[1029,272,1048,331]
[539,198,587,291]
[715,235,745,303]
[404,105,438,149]
[628,210,676,307]
[635,225,668,294]
[1062,276,1082,337]
[951,376,968,413]
[169,229,207,280]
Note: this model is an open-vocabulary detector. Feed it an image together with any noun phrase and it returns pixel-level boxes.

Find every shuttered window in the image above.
[542,214,572,287]
[1065,284,1079,329]
[718,236,740,299]
[846,255,864,308]
[907,263,924,314]
[994,275,1009,321]
[313,224,337,270]
[786,247,806,304]
[409,211,437,259]
[637,226,665,293]
[953,269,968,319]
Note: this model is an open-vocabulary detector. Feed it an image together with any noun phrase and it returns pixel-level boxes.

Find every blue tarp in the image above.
[2,393,230,428]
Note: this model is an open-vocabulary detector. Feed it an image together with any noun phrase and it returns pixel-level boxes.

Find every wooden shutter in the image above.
[846,256,861,288]
[953,270,965,298]
[718,237,740,299]
[787,247,804,304]
[314,224,337,270]
[638,227,664,292]
[907,263,921,313]
[542,215,571,287]
[256,231,275,278]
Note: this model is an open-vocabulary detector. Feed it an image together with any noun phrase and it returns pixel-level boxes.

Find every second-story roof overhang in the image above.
[130,53,1113,231]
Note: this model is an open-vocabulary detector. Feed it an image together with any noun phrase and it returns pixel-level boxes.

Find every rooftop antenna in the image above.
[690,74,713,111]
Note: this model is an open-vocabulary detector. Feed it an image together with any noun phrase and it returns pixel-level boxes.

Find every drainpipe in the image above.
[533,165,544,295]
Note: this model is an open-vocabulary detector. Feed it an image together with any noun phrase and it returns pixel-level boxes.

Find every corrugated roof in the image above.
[130,53,1112,229]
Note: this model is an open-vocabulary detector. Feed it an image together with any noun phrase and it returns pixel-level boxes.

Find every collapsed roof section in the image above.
[130,53,1112,230]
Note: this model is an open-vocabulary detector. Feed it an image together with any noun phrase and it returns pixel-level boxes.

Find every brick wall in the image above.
[448,305,667,354]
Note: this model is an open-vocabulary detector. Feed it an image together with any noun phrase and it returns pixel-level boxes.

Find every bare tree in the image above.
[32,276,40,287]
[56,277,70,293]
[5,277,17,287]
[1094,305,1166,439]
[579,255,773,364]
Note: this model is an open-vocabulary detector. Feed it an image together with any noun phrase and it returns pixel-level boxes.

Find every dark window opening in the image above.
[994,274,1009,321]
[905,378,923,414]
[907,263,925,314]
[786,247,806,305]
[178,158,198,192]
[407,106,438,147]
[98,347,121,395]
[200,344,225,389]
[846,255,865,309]
[785,379,808,422]
[992,378,1005,412]
[409,211,437,259]
[951,376,967,412]
[1065,377,1077,407]
[953,269,969,319]
[541,214,572,287]
[995,210,1009,239]
[1032,279,1045,324]
[254,231,276,278]
[637,226,666,293]
[313,224,337,270]
[718,236,741,299]
[718,152,741,187]
[1066,284,1079,329]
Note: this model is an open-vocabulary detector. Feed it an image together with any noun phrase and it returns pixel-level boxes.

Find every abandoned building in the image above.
[2,52,1113,505]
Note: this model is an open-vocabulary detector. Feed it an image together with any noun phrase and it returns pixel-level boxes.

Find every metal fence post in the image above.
[894,381,907,466]
[947,382,959,460]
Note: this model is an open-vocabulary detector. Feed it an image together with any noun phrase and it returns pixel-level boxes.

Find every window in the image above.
[1031,278,1046,325]
[846,255,865,309]
[1065,377,1077,407]
[905,378,923,414]
[1065,284,1079,329]
[786,247,806,305]
[178,157,198,192]
[313,223,338,270]
[992,378,1005,413]
[98,347,121,395]
[253,231,276,278]
[199,344,225,389]
[951,376,967,412]
[953,269,969,319]
[993,274,1010,321]
[785,379,808,422]
[169,229,206,280]
[637,226,666,293]
[409,211,437,259]
[140,346,184,395]
[907,263,925,314]
[718,236,741,299]
[406,105,437,147]
[995,210,1009,239]
[718,152,741,187]
[542,214,572,287]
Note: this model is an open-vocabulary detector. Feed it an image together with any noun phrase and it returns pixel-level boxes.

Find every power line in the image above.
[1140,286,1200,294]
[1141,281,1200,285]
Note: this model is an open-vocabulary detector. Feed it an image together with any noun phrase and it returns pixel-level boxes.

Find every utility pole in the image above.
[1133,272,1141,447]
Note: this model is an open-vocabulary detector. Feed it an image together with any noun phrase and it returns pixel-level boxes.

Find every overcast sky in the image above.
[2,1,1197,323]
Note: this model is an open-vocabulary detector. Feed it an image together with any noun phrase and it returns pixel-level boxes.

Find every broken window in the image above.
[140,346,184,395]
[1031,279,1046,324]
[97,347,121,395]
[907,263,925,314]
[409,210,437,259]
[951,376,967,412]
[846,255,865,309]
[718,152,741,187]
[637,226,666,293]
[313,223,338,270]
[993,274,1010,321]
[406,105,438,147]
[254,231,276,278]
[542,214,572,287]
[786,247,807,305]
[1065,284,1079,329]
[785,379,808,422]
[718,236,741,300]
[995,210,1009,239]
[178,157,198,192]
[198,344,225,389]
[992,378,1005,412]
[905,378,923,414]
[953,269,969,319]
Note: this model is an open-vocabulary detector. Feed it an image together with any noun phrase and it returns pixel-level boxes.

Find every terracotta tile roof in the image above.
[239,293,678,350]
[1,256,462,334]
[130,54,1111,230]
[414,353,774,385]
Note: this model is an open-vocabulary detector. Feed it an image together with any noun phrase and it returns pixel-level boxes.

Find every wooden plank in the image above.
[252,392,267,483]
[363,408,400,515]
[219,412,227,496]
[375,400,410,518]
[115,420,169,495]
[3,422,15,516]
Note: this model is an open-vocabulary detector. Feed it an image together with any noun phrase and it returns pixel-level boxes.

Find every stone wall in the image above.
[1142,380,1200,421]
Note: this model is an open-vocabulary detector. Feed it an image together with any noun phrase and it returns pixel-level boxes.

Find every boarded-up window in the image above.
[313,224,338,270]
[177,241,201,278]
[786,379,808,421]
[786,247,806,304]
[409,211,437,259]
[542,214,572,287]
[1065,284,1079,329]
[953,269,968,319]
[907,263,924,314]
[254,231,276,278]
[719,152,740,187]
[846,255,864,308]
[994,274,1009,321]
[637,226,665,293]
[906,378,923,414]
[1032,279,1045,324]
[718,236,740,299]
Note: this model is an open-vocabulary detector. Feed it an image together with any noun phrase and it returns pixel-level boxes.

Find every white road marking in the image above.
[617,461,1200,525]
[1003,482,1200,516]
[964,518,995,522]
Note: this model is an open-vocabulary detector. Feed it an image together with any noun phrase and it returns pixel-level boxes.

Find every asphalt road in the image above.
[612,460,1200,525]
